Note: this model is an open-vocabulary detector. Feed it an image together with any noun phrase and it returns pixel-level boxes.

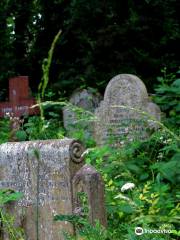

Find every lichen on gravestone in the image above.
[0,139,84,239]
[0,138,106,239]
[63,88,102,141]
[94,74,161,147]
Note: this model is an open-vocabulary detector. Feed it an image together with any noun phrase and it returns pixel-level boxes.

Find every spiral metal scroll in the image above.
[69,140,85,163]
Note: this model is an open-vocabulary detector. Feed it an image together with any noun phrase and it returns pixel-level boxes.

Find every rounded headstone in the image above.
[104,74,148,106]
[63,88,102,140]
[94,74,161,147]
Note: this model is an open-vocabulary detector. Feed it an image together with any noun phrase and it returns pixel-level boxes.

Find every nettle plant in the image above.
[85,127,180,239]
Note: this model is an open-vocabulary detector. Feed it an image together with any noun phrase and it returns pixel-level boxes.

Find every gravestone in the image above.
[73,164,107,226]
[0,139,106,239]
[94,74,161,146]
[0,76,39,118]
[63,88,101,140]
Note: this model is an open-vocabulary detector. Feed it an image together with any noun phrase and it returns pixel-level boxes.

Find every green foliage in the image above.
[0,0,15,89]
[0,0,179,94]
[0,114,64,142]
[21,115,64,140]
[54,178,108,239]
[12,29,65,142]
[39,30,62,99]
[53,107,179,240]
[0,119,10,144]
[0,6,179,235]
[85,129,179,239]
[154,68,180,128]
[1,69,179,239]
[54,215,108,240]
[0,189,23,206]
[15,130,27,142]
[38,29,61,121]
[63,102,96,147]
[0,189,25,239]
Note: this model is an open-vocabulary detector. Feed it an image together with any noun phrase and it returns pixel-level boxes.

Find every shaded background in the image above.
[0,0,179,99]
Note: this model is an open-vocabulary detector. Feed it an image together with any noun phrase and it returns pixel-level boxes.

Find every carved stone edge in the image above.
[72,164,107,227]
[69,140,85,164]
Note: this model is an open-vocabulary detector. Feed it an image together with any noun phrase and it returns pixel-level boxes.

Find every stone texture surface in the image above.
[63,88,101,139]
[0,139,107,239]
[94,74,161,146]
[0,139,85,240]
[73,164,107,227]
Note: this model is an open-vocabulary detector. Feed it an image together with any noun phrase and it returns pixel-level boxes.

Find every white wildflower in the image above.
[121,182,135,192]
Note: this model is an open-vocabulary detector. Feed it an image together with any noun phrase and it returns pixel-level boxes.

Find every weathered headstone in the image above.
[0,76,39,118]
[73,164,107,226]
[63,88,101,140]
[0,139,106,239]
[94,74,161,146]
